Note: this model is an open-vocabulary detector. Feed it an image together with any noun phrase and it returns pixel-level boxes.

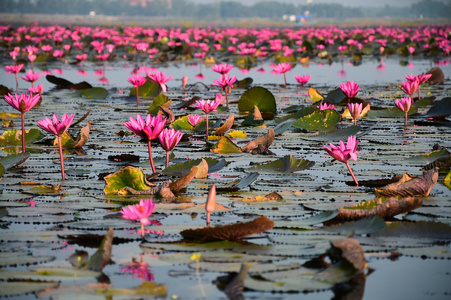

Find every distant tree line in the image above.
[1,0,450,20]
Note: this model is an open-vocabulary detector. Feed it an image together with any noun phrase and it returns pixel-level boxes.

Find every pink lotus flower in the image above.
[121,262,154,282]
[29,84,44,96]
[147,71,173,94]
[400,80,418,103]
[124,114,166,174]
[205,184,216,226]
[212,64,233,75]
[158,128,183,168]
[408,73,432,100]
[5,64,24,91]
[340,81,359,99]
[37,113,75,180]
[348,102,363,126]
[323,136,359,186]
[182,76,188,90]
[317,103,335,110]
[394,97,412,127]
[4,92,41,153]
[121,198,156,238]
[193,99,221,139]
[188,115,204,127]
[272,62,291,85]
[128,75,146,107]
[212,73,237,108]
[21,69,41,88]
[294,75,311,87]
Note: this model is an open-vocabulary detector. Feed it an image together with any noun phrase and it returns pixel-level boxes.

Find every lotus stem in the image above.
[58,135,65,180]
[283,73,287,86]
[345,162,358,186]
[404,111,408,128]
[205,113,209,139]
[225,91,229,108]
[418,87,421,101]
[141,223,145,239]
[136,86,139,107]
[147,140,156,174]
[165,150,170,168]
[14,73,18,91]
[206,212,211,226]
[21,112,26,153]
[353,118,357,126]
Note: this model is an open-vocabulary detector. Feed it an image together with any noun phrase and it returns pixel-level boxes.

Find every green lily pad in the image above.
[275,54,296,63]
[0,252,55,267]
[54,121,91,149]
[322,216,386,235]
[0,112,20,119]
[162,158,225,177]
[103,166,153,195]
[0,164,4,177]
[367,106,418,118]
[234,77,253,88]
[426,97,451,118]
[210,136,242,154]
[323,87,346,104]
[274,211,339,228]
[0,128,44,146]
[171,116,192,130]
[147,93,169,115]
[301,125,362,141]
[0,281,59,297]
[233,56,257,69]
[406,150,450,165]
[273,119,296,135]
[131,80,160,98]
[275,106,317,124]
[238,86,277,114]
[250,155,315,173]
[0,152,30,169]
[81,87,108,99]
[293,109,341,132]
[28,267,101,278]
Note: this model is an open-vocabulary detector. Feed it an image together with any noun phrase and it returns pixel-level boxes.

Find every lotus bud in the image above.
[182,76,188,90]
[206,184,216,226]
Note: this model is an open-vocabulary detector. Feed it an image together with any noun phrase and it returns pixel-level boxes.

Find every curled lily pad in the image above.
[406,149,450,165]
[54,121,91,148]
[85,228,113,271]
[375,168,439,197]
[323,87,346,104]
[163,158,224,178]
[240,128,275,153]
[212,114,235,136]
[81,87,108,99]
[238,86,276,114]
[216,172,259,192]
[0,128,44,146]
[147,93,169,115]
[293,109,341,132]
[180,216,274,242]
[210,136,242,154]
[250,155,314,173]
[308,87,324,102]
[103,166,153,195]
[0,152,30,169]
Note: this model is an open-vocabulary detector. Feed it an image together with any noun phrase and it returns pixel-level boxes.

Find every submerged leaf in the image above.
[180,216,274,242]
[0,128,44,146]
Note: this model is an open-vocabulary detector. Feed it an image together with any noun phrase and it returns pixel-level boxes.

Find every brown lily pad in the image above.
[375,168,439,197]
[180,216,274,242]
[240,128,275,153]
[213,114,235,136]
[426,67,445,84]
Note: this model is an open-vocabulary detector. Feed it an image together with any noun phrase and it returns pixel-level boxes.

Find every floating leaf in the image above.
[0,128,44,146]
[0,164,3,177]
[213,114,235,136]
[240,128,275,153]
[367,106,417,118]
[163,158,224,177]
[323,87,346,104]
[406,149,450,165]
[210,136,242,154]
[85,228,113,271]
[46,74,74,89]
[238,86,276,114]
[426,66,445,84]
[180,216,274,242]
[130,80,160,98]
[0,281,59,297]
[0,112,20,119]
[308,87,324,102]
[425,97,451,118]
[103,166,153,195]
[81,87,108,99]
[375,168,439,197]
[371,221,451,242]
[169,166,198,193]
[104,281,167,297]
[0,152,30,169]
[0,85,11,96]
[28,267,101,278]
[273,119,296,135]
[54,121,91,148]
[274,211,339,228]
[293,109,341,132]
[0,252,55,267]
[301,125,362,142]
[250,155,314,173]
[234,77,253,88]
[170,116,192,130]
[147,93,169,115]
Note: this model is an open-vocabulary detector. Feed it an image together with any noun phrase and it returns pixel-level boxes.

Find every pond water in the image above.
[1,45,451,299]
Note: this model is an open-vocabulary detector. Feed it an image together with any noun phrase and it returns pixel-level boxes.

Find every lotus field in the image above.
[1,23,451,299]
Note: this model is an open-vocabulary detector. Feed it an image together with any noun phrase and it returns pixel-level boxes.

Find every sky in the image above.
[190,0,451,7]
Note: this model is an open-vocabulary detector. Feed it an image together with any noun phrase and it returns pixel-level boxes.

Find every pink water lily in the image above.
[4,92,41,153]
[147,71,173,94]
[120,198,156,238]
[323,136,359,186]
[212,73,237,108]
[272,62,291,85]
[158,128,183,168]
[37,113,75,180]
[193,99,221,138]
[188,114,204,127]
[212,64,233,76]
[348,102,363,126]
[400,80,418,103]
[21,69,41,88]
[317,103,335,110]
[340,81,359,100]
[124,114,166,174]
[406,73,432,100]
[394,97,412,128]
[5,64,24,91]
[294,75,311,86]
[128,75,146,106]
